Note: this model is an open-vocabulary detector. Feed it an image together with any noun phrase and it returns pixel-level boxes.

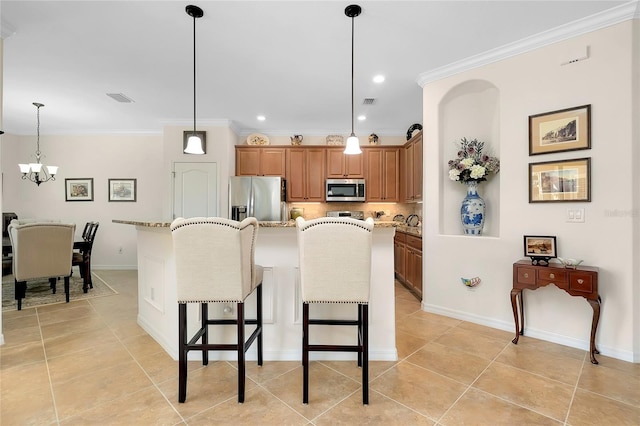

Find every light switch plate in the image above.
[566,208,585,223]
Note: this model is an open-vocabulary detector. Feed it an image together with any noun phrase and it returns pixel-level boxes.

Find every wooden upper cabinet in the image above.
[404,132,422,202]
[365,147,400,202]
[286,148,325,202]
[235,147,286,177]
[326,148,364,178]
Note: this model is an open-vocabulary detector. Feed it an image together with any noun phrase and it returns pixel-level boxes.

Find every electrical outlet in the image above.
[566,208,585,223]
[384,210,390,216]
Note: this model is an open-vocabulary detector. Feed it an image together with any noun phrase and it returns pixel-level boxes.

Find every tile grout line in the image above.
[563,352,588,426]
[36,307,61,425]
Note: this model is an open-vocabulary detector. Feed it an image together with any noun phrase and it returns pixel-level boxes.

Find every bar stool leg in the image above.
[201,303,209,365]
[302,302,310,404]
[237,302,246,403]
[362,303,369,405]
[178,303,188,403]
[256,284,263,366]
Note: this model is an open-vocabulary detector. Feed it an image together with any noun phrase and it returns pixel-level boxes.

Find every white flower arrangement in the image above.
[448,137,500,183]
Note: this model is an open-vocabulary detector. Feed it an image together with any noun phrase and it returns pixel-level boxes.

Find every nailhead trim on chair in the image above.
[298,217,374,232]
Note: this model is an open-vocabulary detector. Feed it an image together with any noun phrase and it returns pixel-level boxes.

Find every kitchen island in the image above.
[113,219,398,361]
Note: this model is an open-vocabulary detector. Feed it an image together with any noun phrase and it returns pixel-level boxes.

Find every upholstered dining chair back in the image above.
[295,216,374,304]
[171,217,261,303]
[9,222,76,282]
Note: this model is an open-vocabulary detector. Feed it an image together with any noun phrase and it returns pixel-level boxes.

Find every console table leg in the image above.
[588,298,601,364]
[510,289,522,344]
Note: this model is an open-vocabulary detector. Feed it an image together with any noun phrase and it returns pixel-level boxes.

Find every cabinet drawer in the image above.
[394,231,406,244]
[569,272,595,294]
[516,267,536,285]
[537,269,567,283]
[406,234,422,251]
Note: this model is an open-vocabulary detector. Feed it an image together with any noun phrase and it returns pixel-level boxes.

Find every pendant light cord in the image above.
[350,14,355,136]
[192,12,197,134]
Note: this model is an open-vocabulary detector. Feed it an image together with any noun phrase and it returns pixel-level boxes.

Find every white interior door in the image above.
[173,162,218,219]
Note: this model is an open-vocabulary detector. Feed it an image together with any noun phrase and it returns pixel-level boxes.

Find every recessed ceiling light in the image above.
[257,115,266,121]
[357,115,366,121]
[373,75,385,83]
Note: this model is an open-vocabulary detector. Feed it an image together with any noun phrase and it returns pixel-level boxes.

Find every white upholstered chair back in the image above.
[9,222,76,281]
[296,216,374,304]
[170,217,261,303]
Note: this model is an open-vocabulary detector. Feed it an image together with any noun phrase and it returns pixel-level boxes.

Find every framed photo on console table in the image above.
[65,178,94,202]
[529,104,590,155]
[529,158,591,203]
[524,235,557,265]
[108,178,137,202]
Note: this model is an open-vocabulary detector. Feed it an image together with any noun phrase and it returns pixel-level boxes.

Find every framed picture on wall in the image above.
[65,178,94,202]
[529,158,591,203]
[529,104,591,155]
[108,178,137,202]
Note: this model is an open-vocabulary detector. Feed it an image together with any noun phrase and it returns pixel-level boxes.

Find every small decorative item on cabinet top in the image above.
[406,123,422,140]
[523,235,557,266]
[246,133,270,145]
[326,135,344,145]
[290,135,303,145]
[368,133,379,145]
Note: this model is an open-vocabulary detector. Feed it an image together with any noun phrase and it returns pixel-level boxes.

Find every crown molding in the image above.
[417,0,639,87]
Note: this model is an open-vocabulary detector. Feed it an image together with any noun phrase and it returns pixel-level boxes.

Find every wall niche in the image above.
[439,79,500,237]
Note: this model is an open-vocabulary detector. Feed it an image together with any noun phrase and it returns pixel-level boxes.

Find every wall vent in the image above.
[106,93,135,103]
[362,98,376,105]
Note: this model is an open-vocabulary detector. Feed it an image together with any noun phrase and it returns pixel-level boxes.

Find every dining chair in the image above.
[295,216,374,405]
[170,216,264,403]
[72,222,98,292]
[9,222,76,310]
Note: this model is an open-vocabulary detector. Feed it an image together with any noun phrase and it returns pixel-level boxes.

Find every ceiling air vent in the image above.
[106,93,135,103]
[362,98,376,105]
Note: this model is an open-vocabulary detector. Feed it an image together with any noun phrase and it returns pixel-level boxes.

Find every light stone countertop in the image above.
[112,219,418,233]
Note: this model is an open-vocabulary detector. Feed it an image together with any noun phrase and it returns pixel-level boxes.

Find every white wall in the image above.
[421,21,638,362]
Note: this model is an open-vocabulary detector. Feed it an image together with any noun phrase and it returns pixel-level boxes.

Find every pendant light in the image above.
[19,103,58,186]
[344,4,362,155]
[184,5,205,155]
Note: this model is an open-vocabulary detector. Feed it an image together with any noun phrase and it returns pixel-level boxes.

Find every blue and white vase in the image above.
[460,181,485,235]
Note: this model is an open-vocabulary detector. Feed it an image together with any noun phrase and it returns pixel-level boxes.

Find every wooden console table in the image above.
[511,260,601,364]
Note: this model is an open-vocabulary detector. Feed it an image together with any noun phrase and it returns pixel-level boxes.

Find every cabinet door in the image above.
[413,249,422,296]
[394,240,406,281]
[305,148,326,201]
[383,148,400,201]
[365,149,384,201]
[286,149,306,201]
[260,148,286,177]
[412,135,423,201]
[404,143,415,202]
[405,247,419,291]
[236,148,261,176]
[345,152,364,177]
[326,148,346,178]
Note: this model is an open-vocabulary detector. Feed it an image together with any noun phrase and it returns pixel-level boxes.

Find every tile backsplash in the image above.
[288,202,421,222]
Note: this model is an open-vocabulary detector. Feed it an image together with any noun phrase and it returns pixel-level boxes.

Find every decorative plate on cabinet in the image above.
[246,133,270,145]
[406,123,423,140]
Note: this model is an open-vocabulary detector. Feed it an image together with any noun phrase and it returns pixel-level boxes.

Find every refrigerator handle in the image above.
[248,186,254,217]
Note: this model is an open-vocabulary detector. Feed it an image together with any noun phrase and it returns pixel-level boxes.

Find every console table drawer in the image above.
[516,267,537,285]
[537,269,567,282]
[570,273,595,294]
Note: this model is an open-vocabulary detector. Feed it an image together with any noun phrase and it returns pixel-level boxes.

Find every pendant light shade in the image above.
[344,4,362,155]
[184,5,205,155]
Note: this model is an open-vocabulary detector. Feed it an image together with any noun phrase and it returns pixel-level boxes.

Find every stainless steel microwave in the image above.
[326,179,366,202]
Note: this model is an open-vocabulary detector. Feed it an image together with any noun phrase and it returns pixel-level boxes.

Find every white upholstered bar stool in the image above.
[170,217,264,404]
[295,216,374,405]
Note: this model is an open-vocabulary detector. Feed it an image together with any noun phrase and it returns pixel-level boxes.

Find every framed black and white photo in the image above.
[108,178,137,202]
[65,178,94,202]
[529,104,591,155]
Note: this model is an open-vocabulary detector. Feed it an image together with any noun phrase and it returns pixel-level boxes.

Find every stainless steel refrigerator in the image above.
[228,176,286,222]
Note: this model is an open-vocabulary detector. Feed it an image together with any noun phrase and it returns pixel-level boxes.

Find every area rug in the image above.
[2,272,118,311]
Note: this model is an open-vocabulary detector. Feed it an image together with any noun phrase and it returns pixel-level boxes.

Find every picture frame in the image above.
[523,235,557,265]
[529,104,591,155]
[529,157,591,203]
[65,178,94,202]
[108,178,137,202]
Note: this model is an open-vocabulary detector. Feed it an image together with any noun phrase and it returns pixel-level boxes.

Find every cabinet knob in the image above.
[550,273,555,279]
[524,273,529,278]
[578,279,584,284]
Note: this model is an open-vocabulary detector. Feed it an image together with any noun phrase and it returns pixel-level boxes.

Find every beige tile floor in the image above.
[1,270,639,425]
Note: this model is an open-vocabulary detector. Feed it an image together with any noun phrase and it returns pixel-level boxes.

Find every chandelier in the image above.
[19,102,58,185]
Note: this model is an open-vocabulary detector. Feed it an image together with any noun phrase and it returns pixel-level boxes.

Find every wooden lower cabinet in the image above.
[394,230,422,299]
